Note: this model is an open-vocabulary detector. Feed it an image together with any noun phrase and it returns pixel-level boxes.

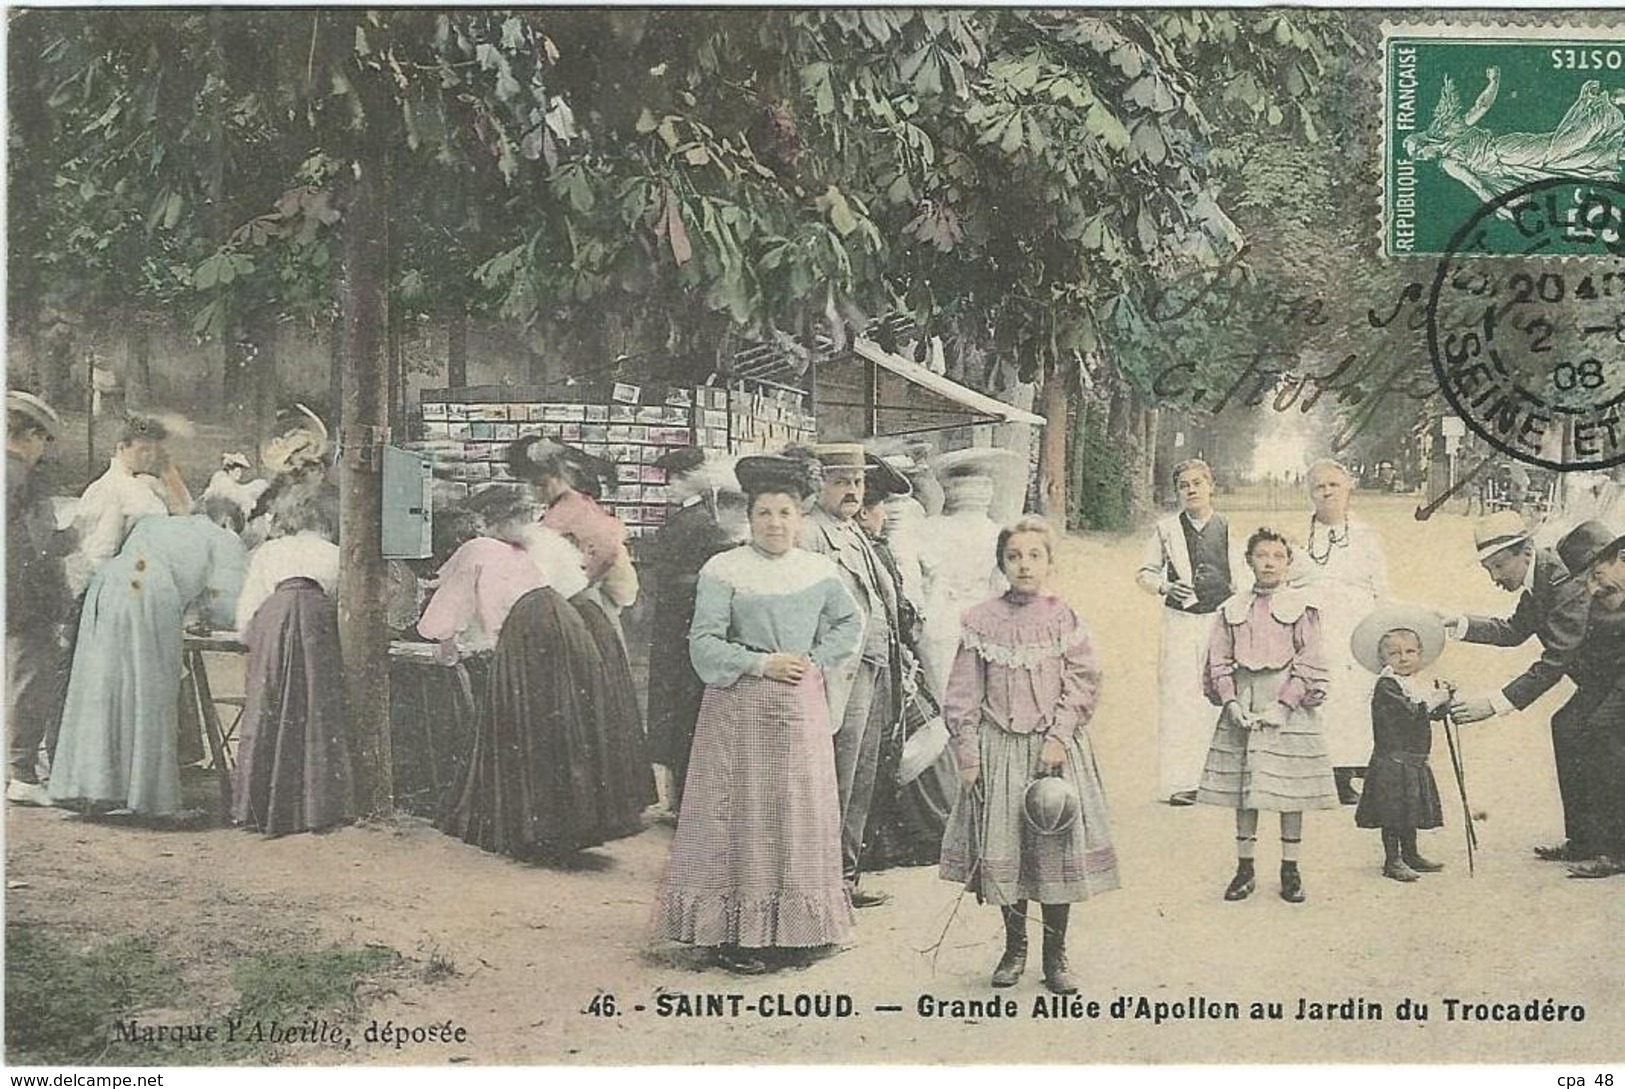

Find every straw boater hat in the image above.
[812,442,866,471]
[1350,601,1447,675]
[1556,519,1625,577]
[735,454,816,499]
[1471,510,1533,562]
[6,390,61,438]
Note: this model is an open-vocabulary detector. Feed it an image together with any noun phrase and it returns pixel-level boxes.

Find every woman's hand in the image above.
[960,764,980,792]
[434,639,460,667]
[763,653,810,684]
[1222,700,1250,730]
[1039,736,1067,770]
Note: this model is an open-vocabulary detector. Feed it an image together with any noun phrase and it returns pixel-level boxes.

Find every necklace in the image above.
[1306,515,1349,566]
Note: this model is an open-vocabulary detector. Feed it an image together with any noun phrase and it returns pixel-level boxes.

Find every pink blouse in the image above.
[943,591,1102,775]
[418,537,548,652]
[1202,589,1328,711]
[541,490,626,584]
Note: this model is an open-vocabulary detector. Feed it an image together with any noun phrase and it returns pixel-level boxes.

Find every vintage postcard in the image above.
[4,6,1623,1084]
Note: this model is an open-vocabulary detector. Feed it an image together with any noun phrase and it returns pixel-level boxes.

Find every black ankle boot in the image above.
[991,904,1028,988]
[1224,859,1256,901]
[1040,904,1077,995]
[1280,861,1305,903]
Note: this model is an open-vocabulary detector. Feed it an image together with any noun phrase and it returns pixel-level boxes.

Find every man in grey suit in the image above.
[1442,511,1592,860]
[800,442,901,907]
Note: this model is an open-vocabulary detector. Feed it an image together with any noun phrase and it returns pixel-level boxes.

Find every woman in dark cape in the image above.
[507,436,655,835]
[424,484,640,859]
[442,584,634,858]
[232,497,352,835]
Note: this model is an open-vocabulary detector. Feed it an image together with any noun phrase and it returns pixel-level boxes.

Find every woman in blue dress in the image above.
[652,455,863,974]
[50,513,245,817]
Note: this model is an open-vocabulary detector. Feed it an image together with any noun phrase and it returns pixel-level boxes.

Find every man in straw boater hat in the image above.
[798,441,902,907]
[1546,521,1625,878]
[6,391,74,805]
[1433,510,1593,862]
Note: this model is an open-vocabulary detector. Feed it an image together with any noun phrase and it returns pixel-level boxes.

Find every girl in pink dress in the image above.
[1197,527,1338,904]
[939,516,1119,996]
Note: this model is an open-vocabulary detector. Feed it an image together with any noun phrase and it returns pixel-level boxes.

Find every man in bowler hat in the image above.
[1552,521,1625,878]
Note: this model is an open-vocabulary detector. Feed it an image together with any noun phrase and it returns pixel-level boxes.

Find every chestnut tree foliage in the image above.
[11,8,1352,807]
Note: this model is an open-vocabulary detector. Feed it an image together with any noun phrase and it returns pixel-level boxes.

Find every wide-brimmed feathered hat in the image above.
[507,435,615,490]
[863,453,913,503]
[1350,601,1447,675]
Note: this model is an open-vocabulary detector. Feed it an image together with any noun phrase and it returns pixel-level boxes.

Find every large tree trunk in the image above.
[1038,362,1069,521]
[337,147,394,818]
[446,308,468,389]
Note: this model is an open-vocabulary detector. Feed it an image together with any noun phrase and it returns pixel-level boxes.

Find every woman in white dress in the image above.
[916,450,1016,702]
[1288,459,1390,804]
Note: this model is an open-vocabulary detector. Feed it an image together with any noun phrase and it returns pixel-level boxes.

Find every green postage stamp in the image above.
[1385,25,1625,256]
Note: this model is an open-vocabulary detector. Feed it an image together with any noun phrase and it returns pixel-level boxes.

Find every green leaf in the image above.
[819,185,858,236]
[162,192,183,230]
[999,111,1024,154]
[1085,102,1131,151]
[354,25,371,56]
[1130,120,1166,165]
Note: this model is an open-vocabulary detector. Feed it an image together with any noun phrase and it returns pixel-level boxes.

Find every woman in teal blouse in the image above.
[652,455,862,974]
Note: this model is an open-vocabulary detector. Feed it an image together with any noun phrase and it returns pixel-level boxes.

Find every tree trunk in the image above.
[338,149,393,818]
[125,319,152,410]
[446,308,468,388]
[248,309,278,442]
[1038,362,1069,521]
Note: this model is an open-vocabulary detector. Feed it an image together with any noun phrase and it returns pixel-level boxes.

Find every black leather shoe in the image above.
[1042,941,1078,995]
[1223,867,1256,901]
[714,947,770,975]
[850,888,891,909]
[1280,864,1305,903]
[991,938,1027,987]
[1534,841,1594,863]
[1402,854,1444,873]
[1168,790,1198,807]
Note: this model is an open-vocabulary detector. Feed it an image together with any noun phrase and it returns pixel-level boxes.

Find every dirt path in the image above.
[6,495,1621,1066]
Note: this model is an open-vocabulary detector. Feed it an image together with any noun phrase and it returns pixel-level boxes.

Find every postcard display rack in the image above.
[413,382,815,539]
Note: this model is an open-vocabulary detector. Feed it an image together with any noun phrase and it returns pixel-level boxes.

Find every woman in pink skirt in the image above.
[652,455,863,975]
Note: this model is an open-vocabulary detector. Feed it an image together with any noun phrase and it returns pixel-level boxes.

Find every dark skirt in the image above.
[233,578,354,835]
[571,592,657,838]
[440,586,634,859]
[863,681,959,870]
[1354,750,1444,831]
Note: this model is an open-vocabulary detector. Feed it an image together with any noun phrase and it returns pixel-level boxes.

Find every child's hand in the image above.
[1257,704,1288,729]
[1039,736,1067,770]
[1426,682,1453,711]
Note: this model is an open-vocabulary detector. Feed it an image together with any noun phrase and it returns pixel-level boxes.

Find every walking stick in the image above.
[1443,713,1477,875]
